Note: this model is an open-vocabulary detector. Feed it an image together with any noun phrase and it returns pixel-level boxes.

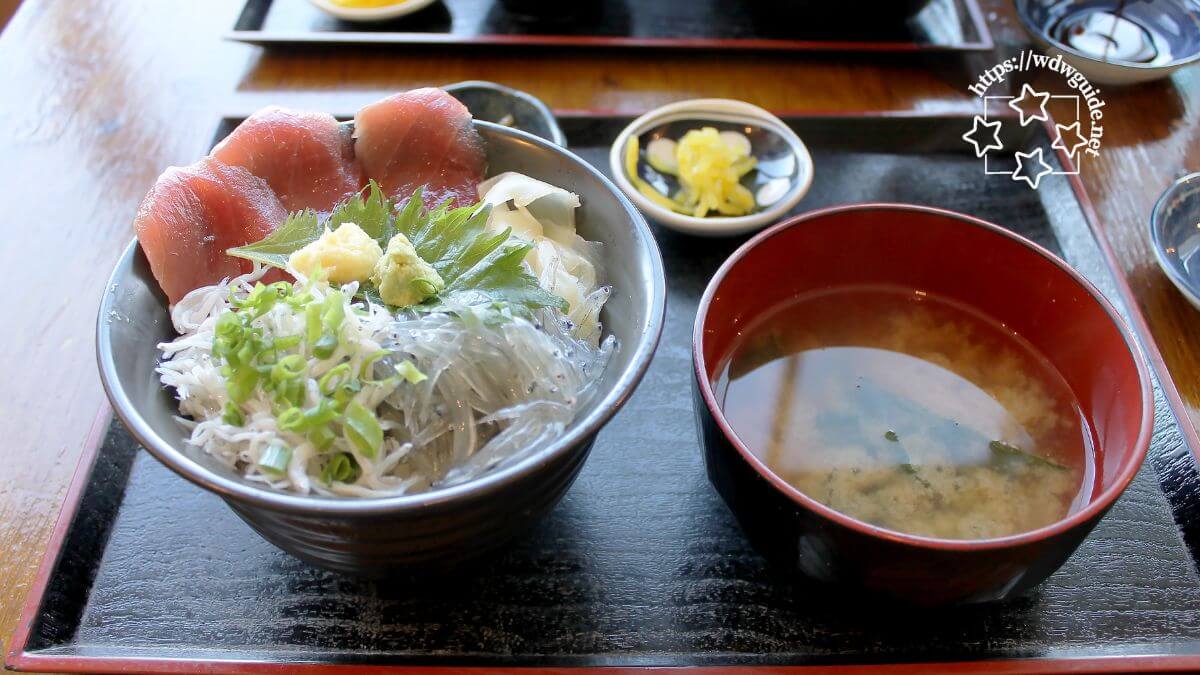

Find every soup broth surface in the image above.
[716,285,1094,540]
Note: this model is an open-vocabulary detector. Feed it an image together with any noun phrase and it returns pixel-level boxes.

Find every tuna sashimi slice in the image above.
[353,88,487,208]
[134,158,287,304]
[211,106,365,213]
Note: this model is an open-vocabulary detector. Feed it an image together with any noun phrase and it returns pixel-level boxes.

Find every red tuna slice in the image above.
[211,106,365,213]
[353,88,487,208]
[134,157,287,304]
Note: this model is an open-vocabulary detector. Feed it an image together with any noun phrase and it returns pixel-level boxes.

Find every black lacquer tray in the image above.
[10,113,1200,673]
[227,0,993,52]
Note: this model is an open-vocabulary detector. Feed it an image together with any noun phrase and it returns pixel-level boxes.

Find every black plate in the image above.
[11,113,1200,673]
[227,0,993,52]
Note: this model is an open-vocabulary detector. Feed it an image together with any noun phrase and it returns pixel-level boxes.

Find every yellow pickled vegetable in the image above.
[625,137,690,214]
[675,127,757,217]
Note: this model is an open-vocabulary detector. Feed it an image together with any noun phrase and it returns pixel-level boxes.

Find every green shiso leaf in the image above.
[360,284,386,307]
[394,188,566,316]
[327,180,395,243]
[226,180,393,269]
[226,209,322,269]
[225,182,567,317]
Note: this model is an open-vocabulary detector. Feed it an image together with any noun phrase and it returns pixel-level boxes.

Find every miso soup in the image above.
[715,285,1094,540]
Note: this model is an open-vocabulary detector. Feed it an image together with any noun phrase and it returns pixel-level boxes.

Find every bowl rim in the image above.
[1013,0,1200,72]
[1150,171,1200,308]
[442,80,569,148]
[607,98,815,237]
[98,120,667,517]
[691,202,1154,552]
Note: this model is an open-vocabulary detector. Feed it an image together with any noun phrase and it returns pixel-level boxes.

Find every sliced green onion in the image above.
[271,354,307,385]
[330,380,363,412]
[221,401,245,426]
[322,290,346,329]
[213,312,245,359]
[312,333,338,360]
[235,339,258,365]
[342,400,383,459]
[320,453,359,485]
[214,311,244,341]
[394,361,427,384]
[358,351,386,381]
[225,366,260,404]
[277,400,338,433]
[318,363,353,396]
[240,280,292,317]
[305,302,322,348]
[286,290,314,310]
[305,399,339,428]
[271,380,305,410]
[235,282,281,320]
[307,425,336,451]
[312,291,347,359]
[277,406,305,431]
[258,444,292,476]
[272,335,302,351]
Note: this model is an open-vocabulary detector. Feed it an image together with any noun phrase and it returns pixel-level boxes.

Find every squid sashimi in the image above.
[211,106,365,213]
[353,88,487,208]
[134,158,286,304]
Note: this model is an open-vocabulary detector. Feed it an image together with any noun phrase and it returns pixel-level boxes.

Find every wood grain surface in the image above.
[0,0,1198,670]
[0,0,21,31]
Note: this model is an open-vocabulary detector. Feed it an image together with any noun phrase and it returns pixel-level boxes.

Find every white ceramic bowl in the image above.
[609,99,814,238]
[1015,0,1200,86]
[307,0,437,22]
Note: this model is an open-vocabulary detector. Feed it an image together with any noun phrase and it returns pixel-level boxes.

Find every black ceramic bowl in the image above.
[98,122,666,575]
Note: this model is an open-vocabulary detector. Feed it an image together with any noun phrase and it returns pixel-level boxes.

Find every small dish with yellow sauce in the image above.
[609,99,813,237]
[307,0,438,22]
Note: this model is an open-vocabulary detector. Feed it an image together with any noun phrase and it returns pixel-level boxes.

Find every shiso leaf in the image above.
[360,284,386,307]
[327,180,395,243]
[227,182,567,317]
[227,209,321,269]
[393,189,567,316]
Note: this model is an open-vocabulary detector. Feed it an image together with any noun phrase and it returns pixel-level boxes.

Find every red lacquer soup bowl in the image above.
[692,204,1153,605]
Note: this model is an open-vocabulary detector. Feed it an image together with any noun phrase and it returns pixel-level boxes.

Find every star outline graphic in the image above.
[1051,120,1089,160]
[1011,147,1054,189]
[962,115,1004,158]
[1008,83,1051,127]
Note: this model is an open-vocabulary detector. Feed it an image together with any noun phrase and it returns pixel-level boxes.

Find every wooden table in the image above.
[1,0,1197,669]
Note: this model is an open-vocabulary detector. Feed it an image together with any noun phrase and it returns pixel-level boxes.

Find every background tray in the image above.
[10,113,1200,673]
[228,0,993,52]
